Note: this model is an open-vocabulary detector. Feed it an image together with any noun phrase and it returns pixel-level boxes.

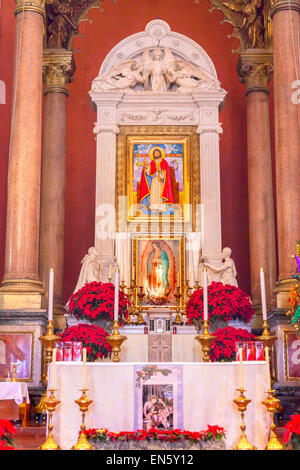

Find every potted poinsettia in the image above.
[209,326,256,362]
[186,282,254,331]
[283,414,300,449]
[59,323,112,362]
[0,420,17,450]
[66,281,131,331]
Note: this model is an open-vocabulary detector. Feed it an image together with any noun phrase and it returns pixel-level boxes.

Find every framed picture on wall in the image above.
[0,332,34,381]
[133,236,184,309]
[127,137,191,221]
[283,329,300,381]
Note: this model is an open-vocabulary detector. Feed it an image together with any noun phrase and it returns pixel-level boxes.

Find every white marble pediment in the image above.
[90,20,223,95]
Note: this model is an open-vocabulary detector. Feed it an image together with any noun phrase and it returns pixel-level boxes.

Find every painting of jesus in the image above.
[127,137,190,221]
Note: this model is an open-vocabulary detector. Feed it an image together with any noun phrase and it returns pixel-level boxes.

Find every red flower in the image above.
[209,327,256,362]
[186,282,254,325]
[66,282,131,324]
[284,414,300,445]
[60,323,112,362]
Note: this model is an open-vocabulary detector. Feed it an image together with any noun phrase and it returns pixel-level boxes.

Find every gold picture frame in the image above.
[283,329,300,381]
[116,126,200,228]
[127,136,190,222]
[133,235,185,310]
[0,331,34,382]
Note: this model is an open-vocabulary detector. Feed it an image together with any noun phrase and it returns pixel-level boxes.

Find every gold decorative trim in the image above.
[15,0,45,17]
[283,328,300,381]
[238,50,273,94]
[0,330,35,383]
[43,49,75,95]
[132,235,185,310]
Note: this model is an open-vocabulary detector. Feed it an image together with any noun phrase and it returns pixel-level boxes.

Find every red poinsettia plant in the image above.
[66,282,131,325]
[283,414,300,449]
[186,282,254,328]
[60,323,112,362]
[0,420,17,450]
[209,326,256,362]
[84,426,226,443]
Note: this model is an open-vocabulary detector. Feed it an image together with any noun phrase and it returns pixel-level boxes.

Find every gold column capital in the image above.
[15,0,45,17]
[271,0,300,17]
[238,49,273,95]
[43,49,75,96]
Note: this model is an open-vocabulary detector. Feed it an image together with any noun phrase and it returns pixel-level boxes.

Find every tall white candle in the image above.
[203,268,208,321]
[48,268,54,322]
[82,348,87,389]
[176,272,180,286]
[265,347,271,390]
[260,268,268,321]
[109,264,112,280]
[114,268,120,322]
[51,348,56,389]
[239,348,244,389]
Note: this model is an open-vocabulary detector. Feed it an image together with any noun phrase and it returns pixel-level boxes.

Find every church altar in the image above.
[50,361,270,450]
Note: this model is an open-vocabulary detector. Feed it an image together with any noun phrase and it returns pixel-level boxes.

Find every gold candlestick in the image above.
[39,389,60,450]
[124,281,137,325]
[195,320,216,362]
[39,320,61,386]
[232,388,255,450]
[172,286,183,325]
[135,286,146,325]
[120,280,126,293]
[34,320,60,419]
[11,363,18,382]
[261,389,283,450]
[72,389,94,450]
[106,320,127,362]
[256,320,277,384]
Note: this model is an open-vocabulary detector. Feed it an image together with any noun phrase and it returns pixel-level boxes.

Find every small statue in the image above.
[73,247,101,293]
[204,247,238,287]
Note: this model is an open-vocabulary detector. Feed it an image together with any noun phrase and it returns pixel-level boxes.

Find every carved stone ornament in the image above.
[15,0,45,16]
[92,47,220,93]
[43,49,75,95]
[237,49,273,93]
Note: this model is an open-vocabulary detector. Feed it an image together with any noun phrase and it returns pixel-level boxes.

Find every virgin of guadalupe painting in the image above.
[127,138,190,220]
[135,237,183,307]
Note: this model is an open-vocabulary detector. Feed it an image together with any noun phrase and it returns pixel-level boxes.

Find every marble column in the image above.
[238,50,277,323]
[271,0,300,307]
[91,94,123,280]
[0,0,45,309]
[39,49,74,328]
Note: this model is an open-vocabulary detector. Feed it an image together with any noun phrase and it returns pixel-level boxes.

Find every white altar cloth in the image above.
[0,382,30,405]
[50,361,270,450]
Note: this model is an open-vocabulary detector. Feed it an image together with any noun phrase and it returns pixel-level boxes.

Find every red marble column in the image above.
[39,49,73,328]
[238,51,277,321]
[0,1,45,308]
[271,0,300,307]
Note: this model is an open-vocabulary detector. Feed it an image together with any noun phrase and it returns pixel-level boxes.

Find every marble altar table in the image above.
[50,361,270,450]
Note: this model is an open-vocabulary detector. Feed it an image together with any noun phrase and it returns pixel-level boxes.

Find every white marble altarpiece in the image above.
[80,20,230,330]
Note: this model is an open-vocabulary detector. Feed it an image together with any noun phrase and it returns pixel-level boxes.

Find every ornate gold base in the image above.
[195,320,216,362]
[39,434,60,450]
[233,431,256,450]
[172,311,183,326]
[33,392,47,419]
[135,312,146,325]
[72,431,94,450]
[106,320,127,362]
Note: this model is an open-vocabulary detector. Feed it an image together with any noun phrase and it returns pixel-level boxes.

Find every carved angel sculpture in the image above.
[93,47,220,92]
[174,60,220,91]
[223,0,264,49]
[92,60,144,91]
